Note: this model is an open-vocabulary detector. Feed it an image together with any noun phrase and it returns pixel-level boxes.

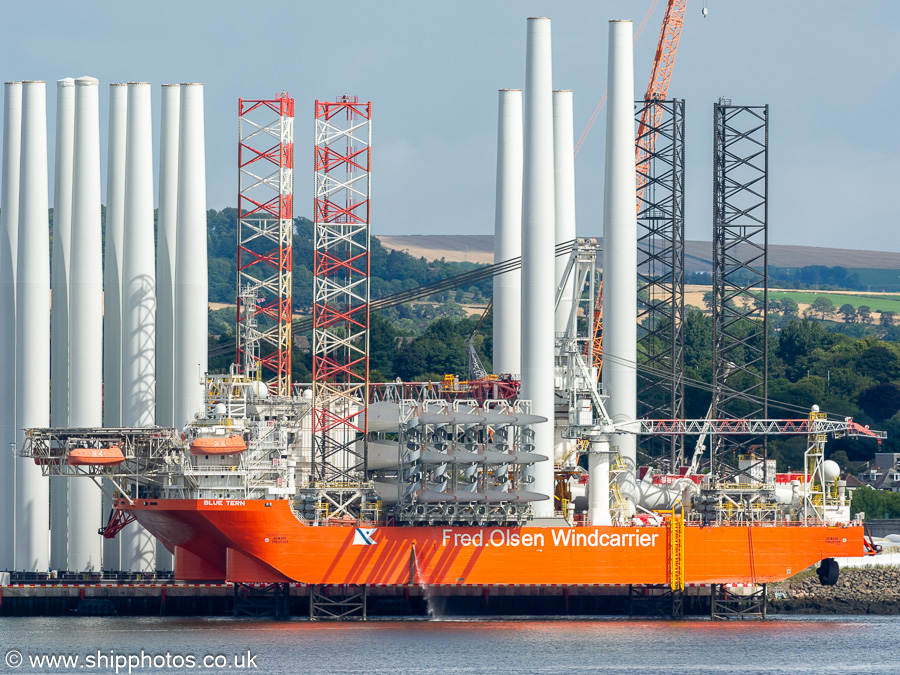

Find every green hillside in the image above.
[206,208,490,309]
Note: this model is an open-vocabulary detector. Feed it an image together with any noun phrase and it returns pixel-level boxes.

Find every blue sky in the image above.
[2,0,898,250]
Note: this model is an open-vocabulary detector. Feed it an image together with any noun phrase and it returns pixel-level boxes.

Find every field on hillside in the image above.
[684,285,900,319]
[768,290,900,314]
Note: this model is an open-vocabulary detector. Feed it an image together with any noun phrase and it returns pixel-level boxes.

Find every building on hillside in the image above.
[874,453,900,471]
[857,454,900,492]
[858,465,883,486]
[843,473,866,489]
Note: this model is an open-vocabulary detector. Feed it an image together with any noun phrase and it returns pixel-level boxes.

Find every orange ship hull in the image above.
[117,498,865,586]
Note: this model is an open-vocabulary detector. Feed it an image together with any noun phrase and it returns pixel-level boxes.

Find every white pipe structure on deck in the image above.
[492,89,523,378]
[174,83,208,431]
[67,76,103,572]
[601,20,639,510]
[50,77,75,571]
[552,89,576,336]
[521,18,556,517]
[0,82,22,571]
[588,440,612,525]
[156,84,179,430]
[16,81,51,572]
[120,82,156,572]
[102,83,127,571]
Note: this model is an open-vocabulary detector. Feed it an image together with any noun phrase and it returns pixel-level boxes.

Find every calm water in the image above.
[0,615,897,674]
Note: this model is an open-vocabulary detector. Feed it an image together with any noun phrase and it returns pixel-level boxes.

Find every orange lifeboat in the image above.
[190,435,247,456]
[68,446,126,467]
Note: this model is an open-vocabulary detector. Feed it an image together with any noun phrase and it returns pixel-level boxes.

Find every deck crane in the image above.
[465,300,492,381]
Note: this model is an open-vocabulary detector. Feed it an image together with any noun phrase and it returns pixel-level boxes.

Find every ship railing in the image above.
[311,518,385,527]
[311,507,382,527]
[705,481,775,492]
[561,516,854,528]
[694,518,859,528]
[245,460,292,471]
[311,480,374,490]
[182,465,247,475]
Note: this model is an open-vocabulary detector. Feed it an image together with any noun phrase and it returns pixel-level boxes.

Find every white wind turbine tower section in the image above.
[492,89,523,378]
[102,82,127,571]
[552,89,576,335]
[103,84,127,429]
[15,80,51,572]
[156,84,180,430]
[120,82,156,573]
[602,20,639,508]
[122,82,156,430]
[50,77,75,572]
[174,83,208,430]
[552,89,579,467]
[155,83,180,573]
[0,81,22,571]
[520,17,556,517]
[67,76,103,572]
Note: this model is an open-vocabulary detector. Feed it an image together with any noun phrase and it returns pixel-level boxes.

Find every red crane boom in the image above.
[635,0,687,208]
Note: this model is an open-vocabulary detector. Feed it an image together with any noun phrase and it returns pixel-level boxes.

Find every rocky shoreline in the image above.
[768,567,900,614]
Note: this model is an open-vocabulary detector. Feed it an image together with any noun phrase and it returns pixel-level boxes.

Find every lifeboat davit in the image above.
[68,446,126,467]
[33,456,62,467]
[190,435,247,456]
